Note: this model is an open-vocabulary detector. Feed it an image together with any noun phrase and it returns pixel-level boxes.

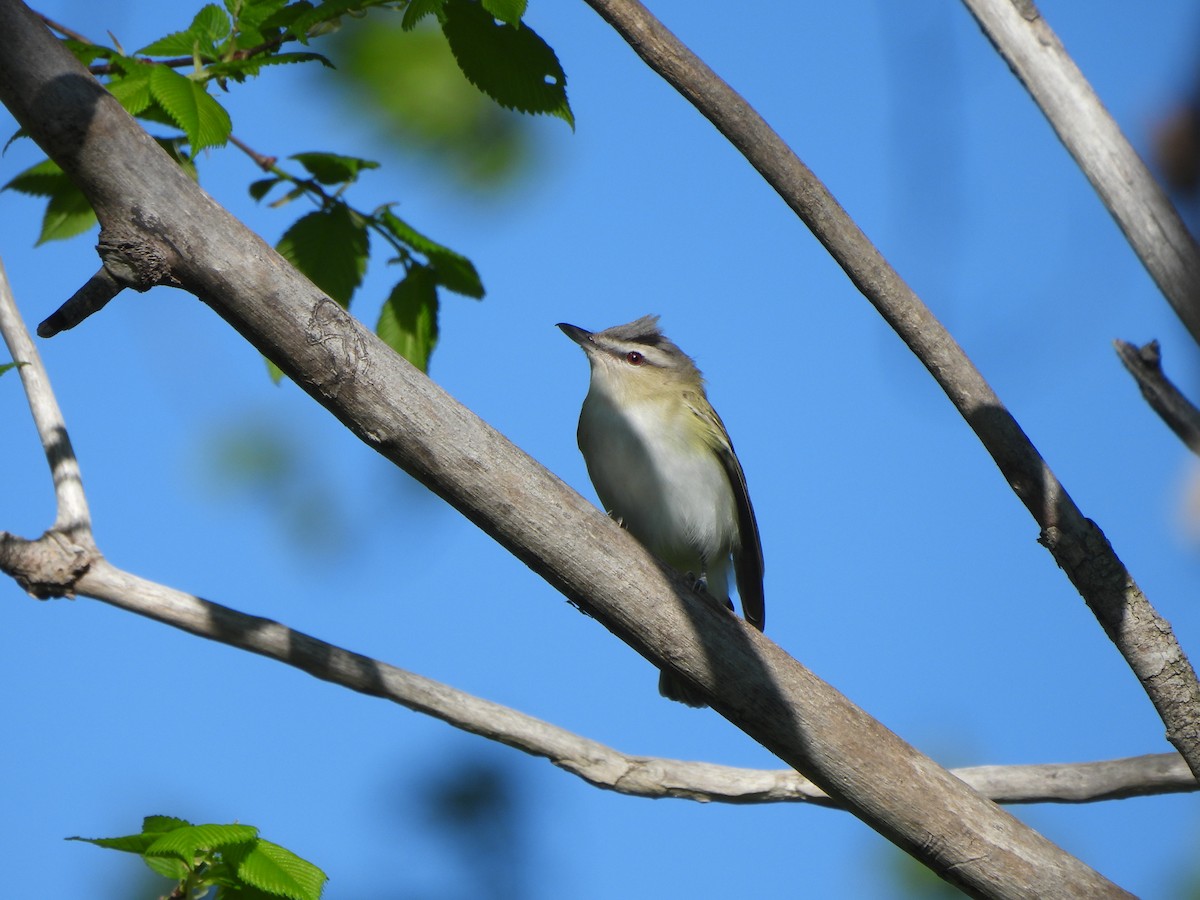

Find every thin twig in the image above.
[0,254,93,541]
[6,539,1193,808]
[1115,339,1200,457]
[581,0,1200,781]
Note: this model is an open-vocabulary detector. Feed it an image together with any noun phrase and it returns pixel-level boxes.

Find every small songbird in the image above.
[558,315,765,707]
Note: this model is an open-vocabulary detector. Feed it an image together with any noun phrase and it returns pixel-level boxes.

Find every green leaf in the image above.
[144,815,194,834]
[378,209,483,298]
[3,159,98,244]
[148,66,233,153]
[156,137,201,181]
[0,361,27,377]
[286,0,366,42]
[68,833,158,854]
[290,151,379,186]
[402,0,446,29]
[4,157,64,197]
[206,51,333,83]
[227,839,328,900]
[136,4,231,56]
[250,177,284,200]
[145,823,258,863]
[276,205,369,306]
[38,187,97,244]
[192,4,234,46]
[106,62,154,116]
[142,854,192,881]
[232,0,292,34]
[135,31,202,57]
[481,0,526,27]
[377,266,439,371]
[441,0,572,127]
[61,38,113,67]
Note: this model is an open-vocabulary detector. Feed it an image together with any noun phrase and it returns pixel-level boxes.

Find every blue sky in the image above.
[3,1,1200,897]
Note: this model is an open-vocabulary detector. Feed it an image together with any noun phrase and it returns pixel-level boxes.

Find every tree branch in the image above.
[1115,339,1200,457]
[0,254,93,541]
[960,0,1200,349]
[2,255,1190,816]
[579,0,1200,783]
[15,542,1200,809]
[0,2,1151,895]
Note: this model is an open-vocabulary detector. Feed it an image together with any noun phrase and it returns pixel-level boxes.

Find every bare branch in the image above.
[37,265,122,337]
[1115,339,1200,457]
[579,0,1200,784]
[7,533,1195,809]
[0,254,93,541]
[960,0,1200,349]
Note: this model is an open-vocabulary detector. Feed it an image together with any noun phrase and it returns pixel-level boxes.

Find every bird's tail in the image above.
[658,670,709,708]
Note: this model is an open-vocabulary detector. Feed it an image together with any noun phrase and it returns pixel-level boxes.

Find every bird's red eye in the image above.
[626,351,644,365]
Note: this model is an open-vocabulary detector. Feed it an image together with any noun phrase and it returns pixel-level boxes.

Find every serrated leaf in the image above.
[227,839,328,900]
[148,66,232,153]
[441,0,572,127]
[136,5,230,56]
[276,206,369,306]
[134,30,203,57]
[67,833,159,854]
[4,157,65,197]
[61,39,115,67]
[260,1,314,33]
[286,0,363,42]
[290,151,379,185]
[38,183,97,244]
[106,64,154,115]
[402,0,446,29]
[206,51,333,83]
[143,854,192,880]
[234,0,292,31]
[481,0,525,26]
[144,815,194,833]
[377,266,439,371]
[2,158,98,244]
[146,823,258,862]
[192,4,233,45]
[378,210,483,298]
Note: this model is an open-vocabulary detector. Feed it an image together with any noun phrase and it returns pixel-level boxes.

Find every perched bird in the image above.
[558,315,764,707]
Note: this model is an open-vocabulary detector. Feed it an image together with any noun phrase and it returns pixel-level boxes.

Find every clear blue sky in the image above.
[3,1,1200,897]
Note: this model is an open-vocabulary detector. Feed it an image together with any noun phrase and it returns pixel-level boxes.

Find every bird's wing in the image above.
[686,393,766,631]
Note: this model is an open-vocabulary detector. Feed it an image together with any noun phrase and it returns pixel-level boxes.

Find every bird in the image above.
[558,315,764,707]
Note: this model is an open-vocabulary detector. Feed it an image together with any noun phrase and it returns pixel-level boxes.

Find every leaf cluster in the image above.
[255,150,483,375]
[3,0,573,371]
[69,815,328,900]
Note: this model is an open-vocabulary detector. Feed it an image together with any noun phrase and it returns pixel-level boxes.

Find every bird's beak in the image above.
[556,322,593,346]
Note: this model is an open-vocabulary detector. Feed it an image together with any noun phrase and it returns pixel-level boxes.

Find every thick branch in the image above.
[961,0,1200,349]
[1115,339,1200,457]
[579,0,1200,784]
[0,3,1148,896]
